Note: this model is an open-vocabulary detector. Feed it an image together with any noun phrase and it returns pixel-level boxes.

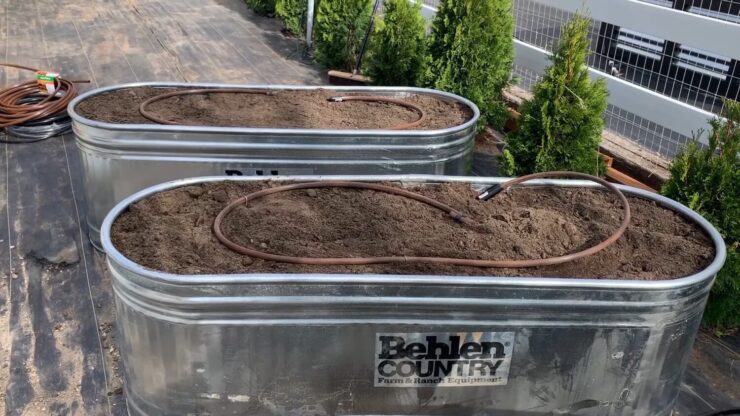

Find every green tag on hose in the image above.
[36,71,60,95]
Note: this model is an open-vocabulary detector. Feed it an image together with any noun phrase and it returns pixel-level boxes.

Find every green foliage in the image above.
[276,0,308,35]
[364,0,427,86]
[314,0,373,70]
[425,0,514,128]
[245,0,276,16]
[500,15,608,176]
[662,100,740,328]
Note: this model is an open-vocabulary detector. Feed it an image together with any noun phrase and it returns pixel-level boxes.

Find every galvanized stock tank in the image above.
[69,83,479,249]
[101,175,726,416]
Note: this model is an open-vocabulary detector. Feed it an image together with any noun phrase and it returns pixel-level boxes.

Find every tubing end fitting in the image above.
[328,96,344,102]
[478,184,503,201]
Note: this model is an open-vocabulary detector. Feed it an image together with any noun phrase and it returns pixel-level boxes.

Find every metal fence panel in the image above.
[419,0,740,158]
[531,0,740,58]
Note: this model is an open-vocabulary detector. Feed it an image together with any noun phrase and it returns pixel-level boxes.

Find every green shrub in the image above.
[500,15,608,176]
[662,100,740,329]
[245,0,276,16]
[276,0,308,35]
[364,0,426,86]
[314,0,373,70]
[425,0,514,128]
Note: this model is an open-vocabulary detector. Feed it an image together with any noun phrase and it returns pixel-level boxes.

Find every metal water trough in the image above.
[68,83,479,249]
[101,175,726,416]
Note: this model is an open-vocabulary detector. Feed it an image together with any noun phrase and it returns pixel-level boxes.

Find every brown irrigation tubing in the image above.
[138,88,273,125]
[139,89,425,130]
[327,95,426,130]
[0,63,81,128]
[213,171,632,268]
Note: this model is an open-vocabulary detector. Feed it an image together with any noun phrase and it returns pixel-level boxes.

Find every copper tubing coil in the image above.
[327,95,426,130]
[138,88,273,125]
[213,171,631,268]
[0,63,81,128]
[139,89,425,130]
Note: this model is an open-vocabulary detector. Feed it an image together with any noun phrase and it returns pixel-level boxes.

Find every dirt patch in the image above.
[110,181,715,280]
[75,87,472,130]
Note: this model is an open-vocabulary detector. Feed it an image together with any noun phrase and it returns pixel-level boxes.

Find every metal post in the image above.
[306,0,315,47]
[353,0,383,74]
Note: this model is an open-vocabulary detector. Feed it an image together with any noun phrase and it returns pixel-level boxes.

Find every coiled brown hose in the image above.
[139,89,425,130]
[138,88,273,125]
[327,95,426,130]
[213,171,631,268]
[0,63,81,128]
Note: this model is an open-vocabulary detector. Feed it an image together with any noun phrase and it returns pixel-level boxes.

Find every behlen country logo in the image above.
[375,332,514,387]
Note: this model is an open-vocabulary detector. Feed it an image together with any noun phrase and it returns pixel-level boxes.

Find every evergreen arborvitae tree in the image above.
[425,0,514,128]
[276,0,308,36]
[364,0,427,86]
[314,0,373,71]
[662,100,740,329]
[501,15,608,176]
[245,0,276,16]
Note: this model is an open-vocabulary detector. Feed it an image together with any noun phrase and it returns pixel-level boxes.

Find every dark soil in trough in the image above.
[75,87,472,129]
[111,181,715,279]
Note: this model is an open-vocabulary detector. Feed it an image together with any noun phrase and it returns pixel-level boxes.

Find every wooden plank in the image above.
[601,131,670,190]
[600,154,614,168]
[606,167,656,192]
[503,85,533,105]
[504,108,521,132]
[328,70,372,86]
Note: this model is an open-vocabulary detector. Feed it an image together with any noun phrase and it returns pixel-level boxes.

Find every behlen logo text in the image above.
[376,334,511,386]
